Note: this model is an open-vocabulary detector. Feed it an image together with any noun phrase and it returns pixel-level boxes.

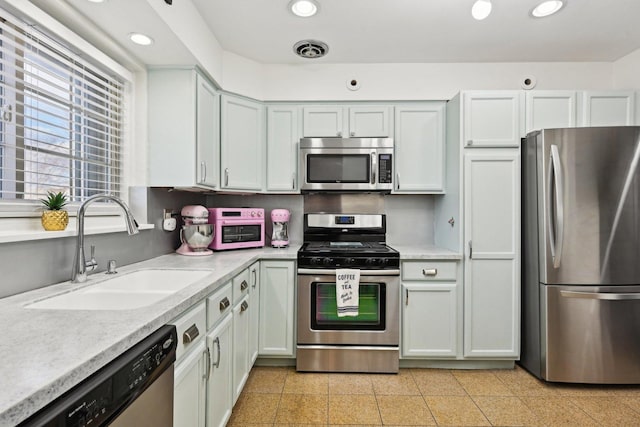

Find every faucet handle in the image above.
[85,245,98,271]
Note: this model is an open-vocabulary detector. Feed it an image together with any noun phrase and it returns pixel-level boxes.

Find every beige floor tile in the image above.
[328,373,374,395]
[410,368,467,396]
[370,371,420,395]
[275,394,328,424]
[607,385,640,396]
[424,395,490,426]
[376,395,436,426]
[619,396,640,413]
[569,396,640,426]
[451,370,514,396]
[473,396,542,426]
[328,394,381,425]
[244,366,289,393]
[520,396,599,426]
[283,371,329,394]
[492,366,559,397]
[228,392,281,425]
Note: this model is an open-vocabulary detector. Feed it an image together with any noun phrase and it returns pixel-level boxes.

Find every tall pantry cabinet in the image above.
[447,91,522,359]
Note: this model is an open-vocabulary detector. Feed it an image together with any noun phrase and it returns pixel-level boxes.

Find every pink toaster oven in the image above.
[207,207,265,250]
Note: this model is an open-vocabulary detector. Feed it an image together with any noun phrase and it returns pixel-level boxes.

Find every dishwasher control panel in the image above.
[20,326,177,427]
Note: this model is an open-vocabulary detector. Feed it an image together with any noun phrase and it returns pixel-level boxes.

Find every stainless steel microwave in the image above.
[299,138,394,192]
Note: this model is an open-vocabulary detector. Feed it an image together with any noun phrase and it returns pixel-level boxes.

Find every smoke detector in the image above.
[293,40,329,59]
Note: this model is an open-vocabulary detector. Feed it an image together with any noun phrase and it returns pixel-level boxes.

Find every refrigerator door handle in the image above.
[547,144,565,269]
[560,290,640,300]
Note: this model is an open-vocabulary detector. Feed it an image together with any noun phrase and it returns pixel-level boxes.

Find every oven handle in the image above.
[297,268,400,276]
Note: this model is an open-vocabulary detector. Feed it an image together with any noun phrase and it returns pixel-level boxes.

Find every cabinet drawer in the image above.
[207,281,233,330]
[402,261,457,281]
[170,301,206,361]
[233,268,251,304]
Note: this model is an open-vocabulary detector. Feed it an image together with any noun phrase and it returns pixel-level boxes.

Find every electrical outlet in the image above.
[163,209,175,219]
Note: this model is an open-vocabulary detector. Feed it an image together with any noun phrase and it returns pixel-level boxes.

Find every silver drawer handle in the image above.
[219,297,230,311]
[241,300,249,312]
[560,290,640,300]
[240,280,248,291]
[183,324,200,344]
[422,268,438,276]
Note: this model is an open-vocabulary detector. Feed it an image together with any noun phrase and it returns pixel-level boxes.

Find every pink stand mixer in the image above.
[176,205,214,256]
[271,209,290,248]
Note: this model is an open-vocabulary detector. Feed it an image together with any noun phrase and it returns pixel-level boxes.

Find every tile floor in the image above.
[228,365,640,426]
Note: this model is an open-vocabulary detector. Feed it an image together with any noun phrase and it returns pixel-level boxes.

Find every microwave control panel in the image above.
[378,154,392,183]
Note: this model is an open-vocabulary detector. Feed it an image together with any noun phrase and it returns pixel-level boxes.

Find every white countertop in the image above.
[0,246,297,427]
[0,243,459,426]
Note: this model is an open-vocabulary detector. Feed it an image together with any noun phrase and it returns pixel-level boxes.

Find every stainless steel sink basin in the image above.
[26,269,211,310]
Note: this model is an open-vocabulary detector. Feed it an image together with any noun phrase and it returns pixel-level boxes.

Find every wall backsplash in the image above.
[1,189,436,298]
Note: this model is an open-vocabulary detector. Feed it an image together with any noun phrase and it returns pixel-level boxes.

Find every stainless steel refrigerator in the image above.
[521,126,640,384]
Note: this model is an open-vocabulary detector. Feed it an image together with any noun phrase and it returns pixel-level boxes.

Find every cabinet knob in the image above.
[337,131,342,137]
[240,280,248,291]
[422,268,438,277]
[467,139,473,146]
[241,300,249,312]
[219,297,230,311]
[350,131,355,137]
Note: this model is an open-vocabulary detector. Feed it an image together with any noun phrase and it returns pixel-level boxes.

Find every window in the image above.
[0,11,124,204]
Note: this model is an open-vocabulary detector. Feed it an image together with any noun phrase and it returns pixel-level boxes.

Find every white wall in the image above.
[613,48,640,89]
[254,62,615,101]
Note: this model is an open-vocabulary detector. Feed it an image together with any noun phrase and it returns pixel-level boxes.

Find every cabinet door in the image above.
[206,314,233,427]
[581,91,636,126]
[463,150,520,358]
[303,106,344,137]
[349,106,391,137]
[259,261,295,356]
[402,283,457,357]
[196,74,219,189]
[248,261,260,365]
[221,95,264,191]
[394,103,445,192]
[267,106,299,192]
[232,295,250,403]
[525,91,577,133]
[463,91,524,147]
[174,341,207,427]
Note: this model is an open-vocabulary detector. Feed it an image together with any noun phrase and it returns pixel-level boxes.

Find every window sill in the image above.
[0,223,154,244]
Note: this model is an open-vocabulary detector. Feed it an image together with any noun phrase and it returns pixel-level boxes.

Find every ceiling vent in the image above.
[293,40,329,59]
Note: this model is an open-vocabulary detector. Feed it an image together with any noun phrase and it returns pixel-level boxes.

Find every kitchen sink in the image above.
[26,269,211,310]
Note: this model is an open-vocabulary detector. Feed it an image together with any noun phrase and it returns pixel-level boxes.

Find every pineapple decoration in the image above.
[40,191,69,231]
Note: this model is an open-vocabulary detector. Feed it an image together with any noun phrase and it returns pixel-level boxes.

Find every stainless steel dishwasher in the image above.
[20,325,177,426]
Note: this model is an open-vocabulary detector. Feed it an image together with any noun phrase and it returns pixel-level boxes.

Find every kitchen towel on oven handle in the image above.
[336,269,360,317]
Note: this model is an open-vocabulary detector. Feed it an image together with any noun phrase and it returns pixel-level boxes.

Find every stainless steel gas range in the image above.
[296,213,400,373]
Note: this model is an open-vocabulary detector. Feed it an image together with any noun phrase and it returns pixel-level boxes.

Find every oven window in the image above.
[311,282,386,330]
[221,225,262,243]
[307,154,370,183]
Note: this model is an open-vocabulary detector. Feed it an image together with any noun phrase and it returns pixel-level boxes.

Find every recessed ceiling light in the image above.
[129,33,154,46]
[289,0,319,18]
[471,0,492,20]
[531,0,565,17]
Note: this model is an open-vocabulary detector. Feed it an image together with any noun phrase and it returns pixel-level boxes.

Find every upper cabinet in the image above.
[463,91,524,148]
[220,94,265,191]
[525,91,577,134]
[393,103,446,193]
[148,68,220,190]
[580,91,636,127]
[302,105,392,137]
[266,106,299,193]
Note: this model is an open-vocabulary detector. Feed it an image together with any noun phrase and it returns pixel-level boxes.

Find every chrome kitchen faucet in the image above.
[71,194,139,283]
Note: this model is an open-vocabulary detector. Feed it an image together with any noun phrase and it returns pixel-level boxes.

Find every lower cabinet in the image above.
[401,261,460,358]
[259,261,296,356]
[206,314,233,427]
[232,294,251,404]
[171,300,208,427]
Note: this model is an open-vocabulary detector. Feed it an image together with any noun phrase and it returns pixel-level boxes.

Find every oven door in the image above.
[300,147,393,192]
[297,270,400,346]
[211,219,264,250]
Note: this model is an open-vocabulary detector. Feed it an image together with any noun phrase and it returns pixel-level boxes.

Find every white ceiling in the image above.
[30,0,640,66]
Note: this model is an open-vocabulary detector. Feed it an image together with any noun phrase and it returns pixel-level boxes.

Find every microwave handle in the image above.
[371,152,377,184]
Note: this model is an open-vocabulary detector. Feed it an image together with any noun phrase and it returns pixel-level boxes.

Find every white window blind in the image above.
[0,10,124,203]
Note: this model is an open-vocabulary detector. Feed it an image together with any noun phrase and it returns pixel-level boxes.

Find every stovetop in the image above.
[297,241,399,269]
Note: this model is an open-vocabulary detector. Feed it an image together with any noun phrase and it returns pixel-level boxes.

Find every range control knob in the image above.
[322,257,333,266]
[345,258,356,266]
[310,257,322,266]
